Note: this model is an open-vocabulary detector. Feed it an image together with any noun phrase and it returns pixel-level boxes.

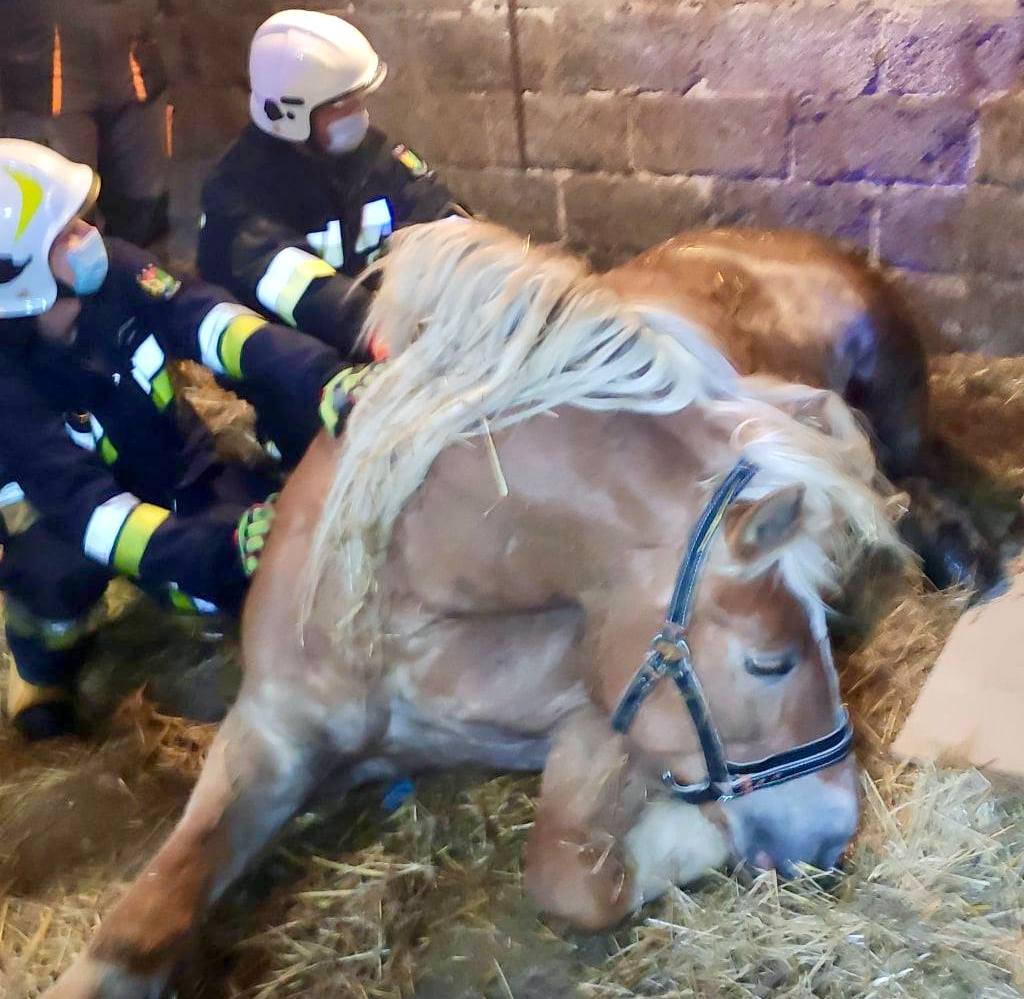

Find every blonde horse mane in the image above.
[300,220,903,650]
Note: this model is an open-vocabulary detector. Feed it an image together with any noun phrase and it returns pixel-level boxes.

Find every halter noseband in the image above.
[610,459,854,805]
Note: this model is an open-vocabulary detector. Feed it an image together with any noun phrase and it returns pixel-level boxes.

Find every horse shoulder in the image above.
[241,435,375,717]
[524,706,645,929]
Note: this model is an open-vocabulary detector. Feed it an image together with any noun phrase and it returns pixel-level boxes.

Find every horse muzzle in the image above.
[720,764,860,875]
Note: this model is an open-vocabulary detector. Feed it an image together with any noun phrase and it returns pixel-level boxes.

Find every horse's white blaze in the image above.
[623,798,730,907]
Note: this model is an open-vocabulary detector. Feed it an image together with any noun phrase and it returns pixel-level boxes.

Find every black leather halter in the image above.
[610,459,854,805]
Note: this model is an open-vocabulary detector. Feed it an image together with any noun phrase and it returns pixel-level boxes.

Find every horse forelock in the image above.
[711,393,906,609]
[299,220,904,647]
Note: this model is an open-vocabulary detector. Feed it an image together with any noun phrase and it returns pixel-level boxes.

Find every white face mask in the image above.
[64,227,109,295]
[325,109,370,155]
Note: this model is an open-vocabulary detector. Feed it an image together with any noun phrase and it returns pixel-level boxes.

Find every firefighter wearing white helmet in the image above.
[199,10,469,358]
[249,9,387,147]
[0,139,102,319]
[0,139,366,741]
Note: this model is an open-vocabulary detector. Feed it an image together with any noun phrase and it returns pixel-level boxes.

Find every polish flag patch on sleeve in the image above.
[137,263,181,300]
[393,144,428,178]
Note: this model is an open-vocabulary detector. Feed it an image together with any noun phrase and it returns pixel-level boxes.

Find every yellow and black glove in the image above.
[319,362,384,438]
[235,494,278,578]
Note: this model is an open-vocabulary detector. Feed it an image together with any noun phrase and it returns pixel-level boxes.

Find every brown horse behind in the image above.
[608,228,1002,592]
[48,221,907,999]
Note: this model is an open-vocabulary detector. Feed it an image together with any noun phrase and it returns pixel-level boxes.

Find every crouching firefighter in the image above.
[0,139,374,740]
[198,9,469,359]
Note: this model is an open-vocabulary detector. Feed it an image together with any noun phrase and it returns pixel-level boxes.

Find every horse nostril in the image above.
[815,835,851,872]
[743,825,852,876]
[748,846,797,878]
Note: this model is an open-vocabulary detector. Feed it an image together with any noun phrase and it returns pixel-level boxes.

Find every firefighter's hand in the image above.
[235,495,278,578]
[319,363,384,438]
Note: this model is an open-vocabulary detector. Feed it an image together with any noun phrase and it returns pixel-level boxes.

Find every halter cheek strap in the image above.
[610,458,855,805]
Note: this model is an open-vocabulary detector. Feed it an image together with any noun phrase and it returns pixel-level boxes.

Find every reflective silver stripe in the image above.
[306,219,344,268]
[197,303,259,375]
[0,482,24,506]
[65,421,95,450]
[89,413,105,441]
[131,334,165,393]
[255,246,331,323]
[41,617,83,638]
[83,492,139,564]
[354,198,393,254]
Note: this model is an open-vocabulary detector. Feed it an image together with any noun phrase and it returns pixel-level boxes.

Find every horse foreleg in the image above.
[45,700,332,999]
[523,705,647,930]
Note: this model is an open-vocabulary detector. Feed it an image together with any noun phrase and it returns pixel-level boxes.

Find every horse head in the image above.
[594,470,861,877]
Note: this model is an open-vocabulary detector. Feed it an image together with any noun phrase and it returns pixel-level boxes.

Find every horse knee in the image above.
[323,695,390,755]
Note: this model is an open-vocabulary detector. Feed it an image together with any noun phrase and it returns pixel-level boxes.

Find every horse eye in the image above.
[745,652,797,678]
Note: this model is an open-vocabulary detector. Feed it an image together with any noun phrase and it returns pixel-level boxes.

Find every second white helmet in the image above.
[249,10,387,143]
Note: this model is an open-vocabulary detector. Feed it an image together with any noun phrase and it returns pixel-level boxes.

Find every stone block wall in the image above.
[165,0,1024,353]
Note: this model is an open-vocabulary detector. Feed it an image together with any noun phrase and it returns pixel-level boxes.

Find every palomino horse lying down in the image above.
[607,228,1002,594]
[49,220,906,999]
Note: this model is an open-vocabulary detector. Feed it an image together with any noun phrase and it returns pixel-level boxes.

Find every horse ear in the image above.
[789,389,846,438]
[744,380,866,444]
[725,483,806,560]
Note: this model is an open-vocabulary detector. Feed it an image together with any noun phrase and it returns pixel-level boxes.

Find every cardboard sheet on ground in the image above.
[893,570,1024,780]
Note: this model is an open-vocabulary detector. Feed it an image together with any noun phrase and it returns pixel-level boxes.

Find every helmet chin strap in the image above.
[35,294,80,345]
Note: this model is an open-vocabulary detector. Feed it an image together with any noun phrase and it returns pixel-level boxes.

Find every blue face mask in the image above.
[66,227,109,295]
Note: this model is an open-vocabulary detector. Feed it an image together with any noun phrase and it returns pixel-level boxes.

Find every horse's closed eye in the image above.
[745,652,797,678]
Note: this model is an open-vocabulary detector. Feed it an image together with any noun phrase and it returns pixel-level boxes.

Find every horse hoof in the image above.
[898,502,1003,598]
[45,955,171,999]
[936,543,1004,601]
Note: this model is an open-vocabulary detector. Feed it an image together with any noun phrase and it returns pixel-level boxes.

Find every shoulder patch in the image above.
[393,144,428,178]
[137,263,181,300]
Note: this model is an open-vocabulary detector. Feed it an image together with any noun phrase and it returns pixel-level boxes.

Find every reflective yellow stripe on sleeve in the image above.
[151,369,175,411]
[256,247,335,327]
[197,304,268,378]
[83,492,139,564]
[130,335,175,411]
[3,599,93,651]
[219,314,268,379]
[88,414,119,465]
[111,502,170,578]
[167,583,219,616]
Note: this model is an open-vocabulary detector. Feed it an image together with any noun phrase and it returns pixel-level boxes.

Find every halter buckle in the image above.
[661,770,737,805]
[652,624,690,665]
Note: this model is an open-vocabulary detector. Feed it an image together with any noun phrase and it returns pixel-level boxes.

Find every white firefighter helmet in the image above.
[249,10,387,143]
[0,139,99,319]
